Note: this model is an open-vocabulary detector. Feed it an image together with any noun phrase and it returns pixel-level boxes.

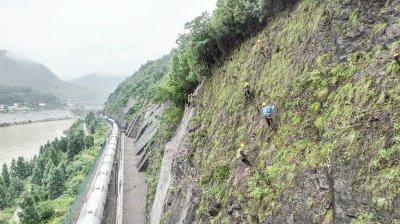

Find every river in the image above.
[0,119,77,166]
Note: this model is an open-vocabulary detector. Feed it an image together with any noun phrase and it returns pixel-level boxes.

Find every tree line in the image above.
[0,112,106,224]
[156,0,296,106]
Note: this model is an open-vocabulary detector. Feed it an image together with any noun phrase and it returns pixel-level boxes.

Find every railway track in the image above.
[76,118,119,224]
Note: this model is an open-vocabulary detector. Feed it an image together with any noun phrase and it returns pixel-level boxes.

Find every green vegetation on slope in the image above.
[104,49,184,217]
[105,54,172,122]
[158,0,297,106]
[186,1,400,222]
[0,84,61,108]
[103,0,400,222]
[0,113,108,224]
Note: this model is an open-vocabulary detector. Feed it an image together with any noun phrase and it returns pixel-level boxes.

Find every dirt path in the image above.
[121,134,147,224]
[10,207,21,223]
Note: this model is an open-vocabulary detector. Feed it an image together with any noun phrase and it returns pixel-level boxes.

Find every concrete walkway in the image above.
[122,134,147,224]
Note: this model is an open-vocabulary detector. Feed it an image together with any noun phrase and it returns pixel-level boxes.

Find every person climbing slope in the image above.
[257,38,267,58]
[187,93,195,107]
[262,103,275,130]
[395,52,400,63]
[236,143,251,166]
[242,82,253,102]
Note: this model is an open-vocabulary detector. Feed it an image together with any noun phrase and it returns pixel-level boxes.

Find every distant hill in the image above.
[0,50,100,102]
[0,84,60,107]
[70,73,126,102]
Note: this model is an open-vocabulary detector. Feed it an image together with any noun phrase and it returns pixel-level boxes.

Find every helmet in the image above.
[262,103,267,106]
[240,143,245,148]
[243,82,249,87]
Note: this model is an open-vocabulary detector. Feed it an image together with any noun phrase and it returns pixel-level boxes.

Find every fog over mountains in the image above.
[0,50,124,104]
[70,73,127,102]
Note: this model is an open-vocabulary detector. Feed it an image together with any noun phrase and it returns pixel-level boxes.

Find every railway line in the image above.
[74,111,151,224]
[76,118,119,224]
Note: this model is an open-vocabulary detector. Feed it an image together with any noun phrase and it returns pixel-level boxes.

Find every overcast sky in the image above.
[0,0,216,80]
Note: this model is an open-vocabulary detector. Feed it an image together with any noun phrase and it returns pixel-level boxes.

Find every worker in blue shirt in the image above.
[262,103,275,130]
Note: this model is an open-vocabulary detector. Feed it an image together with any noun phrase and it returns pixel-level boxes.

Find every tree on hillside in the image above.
[9,159,16,177]
[0,176,24,207]
[15,157,30,179]
[90,125,96,134]
[19,193,40,224]
[158,0,295,107]
[85,111,95,125]
[67,131,85,159]
[57,137,69,153]
[47,163,66,199]
[9,177,24,200]
[85,136,94,149]
[1,163,10,187]
[47,147,62,167]
[0,178,8,209]
[43,160,55,184]
[32,156,45,186]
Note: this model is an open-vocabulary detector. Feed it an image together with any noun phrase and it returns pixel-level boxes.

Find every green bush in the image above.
[160,106,184,140]
[105,55,172,115]
[160,0,293,106]
[213,165,230,182]
[0,114,108,223]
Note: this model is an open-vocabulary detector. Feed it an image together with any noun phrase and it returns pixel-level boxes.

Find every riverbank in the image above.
[0,114,109,223]
[0,116,78,127]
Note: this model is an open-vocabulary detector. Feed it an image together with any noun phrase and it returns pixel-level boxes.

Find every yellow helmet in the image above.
[262,103,267,106]
[240,142,245,148]
[243,82,249,88]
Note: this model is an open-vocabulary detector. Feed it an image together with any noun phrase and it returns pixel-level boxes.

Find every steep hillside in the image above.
[166,1,400,223]
[0,50,99,102]
[70,73,126,102]
[105,54,171,126]
[106,0,400,223]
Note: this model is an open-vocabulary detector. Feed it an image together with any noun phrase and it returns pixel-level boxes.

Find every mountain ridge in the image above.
[70,73,126,102]
[0,50,107,103]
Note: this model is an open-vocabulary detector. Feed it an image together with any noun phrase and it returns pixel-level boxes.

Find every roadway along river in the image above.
[0,119,77,166]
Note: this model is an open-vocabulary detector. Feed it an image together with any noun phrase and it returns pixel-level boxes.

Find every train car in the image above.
[76,119,119,224]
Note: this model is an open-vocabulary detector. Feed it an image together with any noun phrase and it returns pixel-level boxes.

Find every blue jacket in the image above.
[262,105,275,118]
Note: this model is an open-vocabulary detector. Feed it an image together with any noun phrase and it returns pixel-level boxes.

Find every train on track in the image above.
[76,118,118,224]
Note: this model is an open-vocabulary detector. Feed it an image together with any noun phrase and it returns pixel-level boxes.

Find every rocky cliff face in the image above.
[150,1,400,223]
[110,0,400,223]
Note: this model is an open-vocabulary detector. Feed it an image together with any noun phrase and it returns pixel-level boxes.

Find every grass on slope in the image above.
[105,54,171,122]
[188,0,400,223]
